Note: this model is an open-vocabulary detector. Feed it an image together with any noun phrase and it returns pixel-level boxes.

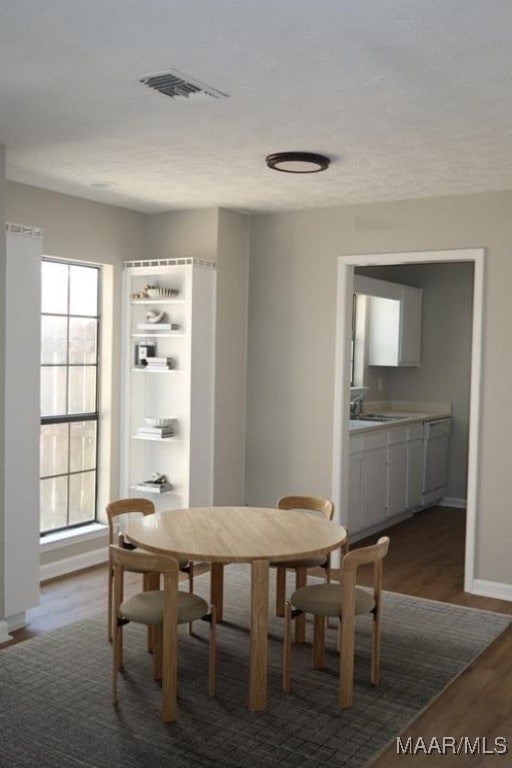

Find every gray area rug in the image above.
[1,565,510,768]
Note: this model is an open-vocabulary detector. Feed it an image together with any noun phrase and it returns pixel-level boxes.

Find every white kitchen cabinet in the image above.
[359,431,387,530]
[349,419,432,538]
[367,284,422,367]
[386,427,407,518]
[406,423,424,510]
[120,259,216,510]
[348,437,362,534]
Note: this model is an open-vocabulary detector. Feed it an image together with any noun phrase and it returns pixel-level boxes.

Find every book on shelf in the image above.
[145,356,176,370]
[137,426,175,437]
[136,322,180,331]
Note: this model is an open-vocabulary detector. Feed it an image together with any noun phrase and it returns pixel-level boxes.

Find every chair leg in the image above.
[107,566,114,643]
[339,613,356,710]
[112,620,122,704]
[275,566,287,617]
[312,615,326,669]
[371,608,381,685]
[161,619,178,723]
[283,601,292,692]
[188,562,194,635]
[208,604,217,697]
[294,568,307,643]
[153,626,163,681]
[144,572,160,654]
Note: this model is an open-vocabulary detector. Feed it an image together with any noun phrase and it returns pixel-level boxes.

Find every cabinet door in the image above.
[348,450,362,535]
[399,286,422,365]
[387,441,407,518]
[406,437,424,509]
[360,447,387,529]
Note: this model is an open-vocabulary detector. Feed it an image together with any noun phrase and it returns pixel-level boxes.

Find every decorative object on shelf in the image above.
[146,287,180,298]
[136,472,173,493]
[144,356,176,371]
[145,310,166,324]
[144,417,173,427]
[134,340,156,367]
[129,284,180,300]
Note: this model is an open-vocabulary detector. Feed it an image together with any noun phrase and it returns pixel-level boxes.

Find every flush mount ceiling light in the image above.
[265,151,330,173]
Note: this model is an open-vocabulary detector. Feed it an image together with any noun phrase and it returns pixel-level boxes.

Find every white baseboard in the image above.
[439,497,467,509]
[40,548,108,583]
[469,579,512,603]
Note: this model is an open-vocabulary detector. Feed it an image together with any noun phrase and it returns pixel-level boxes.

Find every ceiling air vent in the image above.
[140,69,228,101]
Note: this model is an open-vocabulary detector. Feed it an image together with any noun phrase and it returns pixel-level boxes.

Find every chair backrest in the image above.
[106,498,155,544]
[277,495,334,521]
[341,536,390,612]
[110,544,180,615]
[110,543,179,576]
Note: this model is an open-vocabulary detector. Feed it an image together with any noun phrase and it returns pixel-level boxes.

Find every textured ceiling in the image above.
[1,0,512,213]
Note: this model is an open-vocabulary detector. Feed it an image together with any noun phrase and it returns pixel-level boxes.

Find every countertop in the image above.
[349,400,451,434]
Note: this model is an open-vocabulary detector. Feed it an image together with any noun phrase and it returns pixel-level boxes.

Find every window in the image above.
[40,260,100,534]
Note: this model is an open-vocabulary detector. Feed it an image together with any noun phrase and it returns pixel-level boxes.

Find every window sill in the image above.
[40,522,108,552]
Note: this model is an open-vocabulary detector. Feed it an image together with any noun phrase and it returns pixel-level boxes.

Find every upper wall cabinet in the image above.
[355,276,423,367]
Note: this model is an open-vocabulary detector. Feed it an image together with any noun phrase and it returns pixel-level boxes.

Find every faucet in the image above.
[350,394,364,419]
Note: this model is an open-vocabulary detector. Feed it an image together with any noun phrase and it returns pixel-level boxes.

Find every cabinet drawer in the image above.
[361,431,387,451]
[387,426,407,445]
[407,423,424,440]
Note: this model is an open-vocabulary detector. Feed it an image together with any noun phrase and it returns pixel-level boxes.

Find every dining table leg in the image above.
[210,563,224,622]
[249,559,269,712]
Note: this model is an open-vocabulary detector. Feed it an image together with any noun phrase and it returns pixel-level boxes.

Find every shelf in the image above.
[130,367,180,374]
[131,298,185,306]
[132,484,180,498]
[131,436,178,442]
[131,332,186,339]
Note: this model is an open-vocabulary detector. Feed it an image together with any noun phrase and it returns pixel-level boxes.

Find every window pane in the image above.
[69,265,98,316]
[69,318,97,364]
[41,366,67,417]
[40,476,68,532]
[69,471,96,525]
[41,316,68,364]
[70,421,96,472]
[42,261,68,314]
[68,366,96,413]
[40,423,68,477]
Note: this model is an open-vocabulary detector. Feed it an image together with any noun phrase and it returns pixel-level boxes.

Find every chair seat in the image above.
[120,590,208,626]
[272,556,328,569]
[290,582,375,617]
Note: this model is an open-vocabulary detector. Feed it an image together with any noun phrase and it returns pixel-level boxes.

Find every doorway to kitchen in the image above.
[332,249,484,593]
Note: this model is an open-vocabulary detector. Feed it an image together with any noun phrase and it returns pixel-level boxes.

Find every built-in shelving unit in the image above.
[120,258,216,510]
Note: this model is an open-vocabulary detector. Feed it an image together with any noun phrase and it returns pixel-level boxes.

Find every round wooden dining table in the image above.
[126,505,347,711]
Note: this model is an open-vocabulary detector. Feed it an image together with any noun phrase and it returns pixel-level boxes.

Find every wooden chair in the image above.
[283,536,390,709]
[111,545,216,722]
[272,496,335,642]
[106,498,194,642]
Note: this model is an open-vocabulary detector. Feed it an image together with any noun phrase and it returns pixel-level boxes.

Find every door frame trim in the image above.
[331,248,484,592]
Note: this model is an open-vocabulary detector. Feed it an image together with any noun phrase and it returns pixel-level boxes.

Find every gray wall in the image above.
[246,191,512,587]
[355,262,474,500]
[0,147,5,620]
[144,207,249,505]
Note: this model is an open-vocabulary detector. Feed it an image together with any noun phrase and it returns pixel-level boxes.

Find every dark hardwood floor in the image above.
[3,506,512,765]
